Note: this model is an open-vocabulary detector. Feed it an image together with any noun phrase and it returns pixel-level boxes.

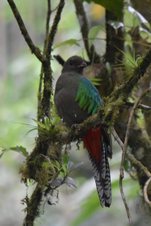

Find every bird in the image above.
[54,55,112,207]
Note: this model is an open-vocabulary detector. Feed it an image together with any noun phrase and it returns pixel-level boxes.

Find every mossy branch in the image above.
[23,185,43,226]
[112,47,151,100]
[7,1,65,225]
[39,0,65,120]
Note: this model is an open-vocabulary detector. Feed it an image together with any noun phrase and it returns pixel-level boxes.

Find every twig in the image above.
[119,88,151,222]
[139,104,151,110]
[125,102,151,111]
[53,55,65,66]
[46,0,65,58]
[37,0,52,120]
[7,0,44,62]
[144,177,151,207]
[127,152,151,178]
[73,0,100,62]
[112,129,151,178]
[73,0,90,57]
[46,0,51,36]
[119,178,131,222]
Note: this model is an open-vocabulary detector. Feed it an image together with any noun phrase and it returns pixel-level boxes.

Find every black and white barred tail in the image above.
[94,154,112,207]
[89,128,112,207]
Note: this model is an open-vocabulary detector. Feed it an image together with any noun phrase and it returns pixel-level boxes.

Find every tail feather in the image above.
[94,156,112,207]
[94,171,105,206]
[83,127,112,207]
[100,137,106,180]
[102,128,112,158]
[104,156,112,206]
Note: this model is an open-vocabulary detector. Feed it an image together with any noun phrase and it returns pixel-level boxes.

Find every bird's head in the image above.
[62,55,87,74]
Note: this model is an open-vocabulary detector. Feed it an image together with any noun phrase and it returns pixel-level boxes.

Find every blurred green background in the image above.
[0,1,139,226]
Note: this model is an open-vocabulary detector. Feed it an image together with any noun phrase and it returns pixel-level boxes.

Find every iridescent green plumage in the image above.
[75,76,103,114]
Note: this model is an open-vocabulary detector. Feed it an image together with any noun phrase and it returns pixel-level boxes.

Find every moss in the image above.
[20,163,30,182]
[103,95,124,126]
[35,160,60,186]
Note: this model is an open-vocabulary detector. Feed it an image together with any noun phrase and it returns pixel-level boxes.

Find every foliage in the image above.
[88,25,104,46]
[54,39,80,49]
[0,145,28,158]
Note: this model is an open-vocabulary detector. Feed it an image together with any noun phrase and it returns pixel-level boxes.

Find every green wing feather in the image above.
[75,77,103,115]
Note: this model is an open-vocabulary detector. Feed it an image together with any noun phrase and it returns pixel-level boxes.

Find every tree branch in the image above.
[105,10,124,64]
[7,0,44,62]
[73,0,90,58]
[114,47,151,100]
[104,46,151,124]
[13,1,66,225]
[46,0,51,36]
[39,0,65,119]
[105,5,124,92]
[46,0,65,58]
[73,0,100,62]
[38,0,52,121]
[125,102,151,111]
[23,185,43,226]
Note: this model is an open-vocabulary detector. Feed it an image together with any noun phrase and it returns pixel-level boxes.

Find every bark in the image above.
[131,0,151,137]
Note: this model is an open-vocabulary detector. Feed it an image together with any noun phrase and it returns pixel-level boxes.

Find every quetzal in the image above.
[54,55,112,207]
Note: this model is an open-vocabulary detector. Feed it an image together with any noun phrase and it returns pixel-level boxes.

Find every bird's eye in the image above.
[69,61,74,66]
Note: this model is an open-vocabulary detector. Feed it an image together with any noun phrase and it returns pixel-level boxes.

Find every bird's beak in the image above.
[78,61,87,68]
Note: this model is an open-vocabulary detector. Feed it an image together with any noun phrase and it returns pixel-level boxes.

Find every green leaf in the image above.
[63,152,69,165]
[140,27,151,43]
[125,5,150,30]
[88,25,103,46]
[83,0,123,18]
[10,146,28,157]
[0,145,28,158]
[54,39,80,49]
[60,152,70,176]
